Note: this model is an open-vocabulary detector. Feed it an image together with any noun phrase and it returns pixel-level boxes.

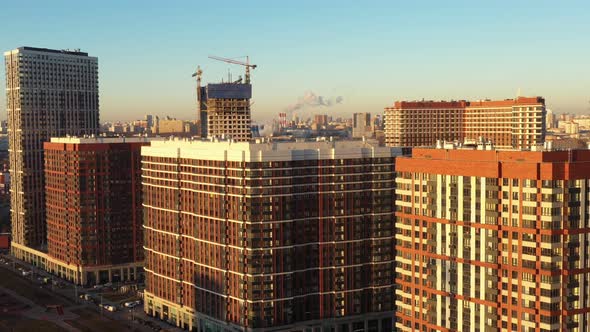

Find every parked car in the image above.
[102,304,116,312]
[124,300,142,308]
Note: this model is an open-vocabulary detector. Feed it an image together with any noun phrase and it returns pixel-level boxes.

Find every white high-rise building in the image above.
[4,47,99,255]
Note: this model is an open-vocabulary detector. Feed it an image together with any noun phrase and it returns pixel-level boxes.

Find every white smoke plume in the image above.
[286,91,344,113]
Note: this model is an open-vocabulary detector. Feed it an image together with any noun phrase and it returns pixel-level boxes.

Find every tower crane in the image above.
[208,55,257,84]
[191,65,203,105]
[191,65,203,82]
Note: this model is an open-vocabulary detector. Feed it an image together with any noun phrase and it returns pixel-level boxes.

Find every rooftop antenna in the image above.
[516,87,521,98]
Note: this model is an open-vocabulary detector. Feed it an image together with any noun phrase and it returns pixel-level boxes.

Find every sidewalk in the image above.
[1,253,185,332]
[0,285,80,332]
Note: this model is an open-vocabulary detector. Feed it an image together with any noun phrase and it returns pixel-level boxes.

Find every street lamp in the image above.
[129,306,136,322]
[74,283,78,304]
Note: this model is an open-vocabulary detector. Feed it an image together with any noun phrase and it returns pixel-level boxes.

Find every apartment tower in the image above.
[4,47,99,256]
[142,139,400,331]
[352,112,372,138]
[314,114,328,127]
[395,145,590,331]
[384,96,545,148]
[43,137,150,285]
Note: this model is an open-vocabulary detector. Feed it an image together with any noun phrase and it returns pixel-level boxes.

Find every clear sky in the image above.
[1,0,589,123]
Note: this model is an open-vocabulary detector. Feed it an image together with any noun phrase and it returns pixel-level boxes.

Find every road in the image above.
[0,285,80,331]
[0,253,184,332]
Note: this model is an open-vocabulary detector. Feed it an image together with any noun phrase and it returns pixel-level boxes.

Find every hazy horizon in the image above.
[1,1,589,123]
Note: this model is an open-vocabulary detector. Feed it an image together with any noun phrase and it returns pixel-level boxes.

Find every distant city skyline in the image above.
[1,1,590,123]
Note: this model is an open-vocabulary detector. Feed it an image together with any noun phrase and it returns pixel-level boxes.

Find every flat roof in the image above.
[49,136,160,144]
[142,138,403,162]
[407,147,590,163]
[397,147,590,180]
[388,96,544,110]
[4,46,90,57]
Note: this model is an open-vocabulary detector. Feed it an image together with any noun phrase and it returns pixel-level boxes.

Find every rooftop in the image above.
[4,46,90,57]
[49,136,159,144]
[397,146,590,180]
[409,146,590,163]
[142,137,402,161]
[389,96,544,109]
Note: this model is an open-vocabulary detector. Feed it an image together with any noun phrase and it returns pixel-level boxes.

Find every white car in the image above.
[124,300,141,308]
[102,304,116,312]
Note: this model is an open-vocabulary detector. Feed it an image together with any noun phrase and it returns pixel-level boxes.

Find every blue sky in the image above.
[1,1,589,123]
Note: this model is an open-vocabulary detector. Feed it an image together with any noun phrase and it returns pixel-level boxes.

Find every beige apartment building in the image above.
[384,96,545,149]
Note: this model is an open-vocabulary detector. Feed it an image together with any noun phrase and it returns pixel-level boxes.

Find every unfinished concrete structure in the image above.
[197,83,253,142]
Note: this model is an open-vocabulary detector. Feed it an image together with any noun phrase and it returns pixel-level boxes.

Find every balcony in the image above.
[486,211,499,217]
[568,187,581,194]
[568,280,580,288]
[427,274,437,284]
[486,198,499,204]
[486,311,498,320]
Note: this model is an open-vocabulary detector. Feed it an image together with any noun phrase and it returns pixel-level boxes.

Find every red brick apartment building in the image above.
[384,96,546,149]
[141,139,403,331]
[395,145,590,331]
[43,136,152,285]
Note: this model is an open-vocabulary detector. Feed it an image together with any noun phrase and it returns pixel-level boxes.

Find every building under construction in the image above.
[195,56,256,142]
[197,83,252,141]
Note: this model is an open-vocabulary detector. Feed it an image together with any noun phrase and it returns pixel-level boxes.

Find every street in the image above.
[0,253,184,332]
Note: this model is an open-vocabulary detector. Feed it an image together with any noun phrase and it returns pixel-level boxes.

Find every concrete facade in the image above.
[4,47,99,249]
[141,139,400,331]
[395,147,590,331]
[384,96,546,149]
[11,242,143,285]
[43,136,152,286]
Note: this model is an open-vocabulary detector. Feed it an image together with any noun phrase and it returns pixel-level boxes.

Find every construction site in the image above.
[194,56,257,142]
